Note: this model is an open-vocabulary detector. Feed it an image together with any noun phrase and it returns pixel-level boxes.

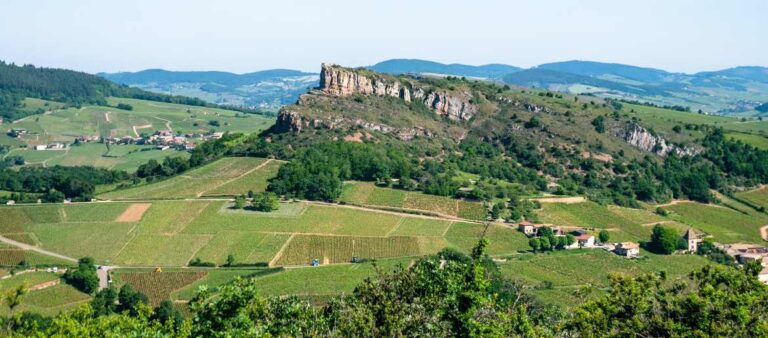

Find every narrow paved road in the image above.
[0,235,77,263]
[97,266,111,290]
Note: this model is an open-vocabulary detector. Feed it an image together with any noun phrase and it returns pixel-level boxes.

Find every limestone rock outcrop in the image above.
[319,63,476,121]
[274,108,432,141]
[621,123,697,156]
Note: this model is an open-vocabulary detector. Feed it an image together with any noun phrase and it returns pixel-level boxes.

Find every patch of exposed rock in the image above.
[621,123,698,156]
[274,108,433,141]
[496,96,552,113]
[319,63,477,121]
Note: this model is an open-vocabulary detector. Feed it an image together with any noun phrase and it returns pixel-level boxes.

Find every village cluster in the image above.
[517,221,768,283]
[7,128,225,151]
[517,221,641,257]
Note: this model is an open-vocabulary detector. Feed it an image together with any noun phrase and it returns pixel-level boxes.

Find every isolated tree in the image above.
[649,224,679,254]
[252,192,280,212]
[225,254,236,267]
[591,116,606,133]
[63,257,99,294]
[598,230,610,243]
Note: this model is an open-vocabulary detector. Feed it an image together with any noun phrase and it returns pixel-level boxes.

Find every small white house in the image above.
[576,234,595,248]
[615,242,640,258]
[34,145,47,150]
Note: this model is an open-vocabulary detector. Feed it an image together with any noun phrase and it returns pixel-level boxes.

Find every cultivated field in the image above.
[498,250,710,306]
[538,201,668,242]
[0,199,528,268]
[340,182,487,220]
[663,201,768,243]
[0,272,90,316]
[111,269,207,306]
[99,157,276,199]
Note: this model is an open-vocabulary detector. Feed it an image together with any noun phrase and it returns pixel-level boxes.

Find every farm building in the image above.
[518,221,536,236]
[722,244,768,265]
[575,234,595,248]
[683,228,702,252]
[614,242,640,258]
[34,145,47,150]
[517,222,563,237]
[8,128,26,137]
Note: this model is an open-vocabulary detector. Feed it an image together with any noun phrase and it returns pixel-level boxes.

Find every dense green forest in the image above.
[2,241,766,337]
[257,126,768,210]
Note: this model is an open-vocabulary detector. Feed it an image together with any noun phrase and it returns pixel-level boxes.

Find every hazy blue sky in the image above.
[0,0,765,74]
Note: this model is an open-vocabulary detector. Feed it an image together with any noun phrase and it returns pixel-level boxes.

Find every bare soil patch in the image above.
[116,203,152,222]
[29,279,60,291]
[533,196,586,204]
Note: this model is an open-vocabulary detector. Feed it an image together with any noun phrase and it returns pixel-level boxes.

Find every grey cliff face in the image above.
[622,123,697,156]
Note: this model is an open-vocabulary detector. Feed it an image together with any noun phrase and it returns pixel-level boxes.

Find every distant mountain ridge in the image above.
[100,69,318,111]
[100,59,768,115]
[367,59,521,79]
[101,69,314,87]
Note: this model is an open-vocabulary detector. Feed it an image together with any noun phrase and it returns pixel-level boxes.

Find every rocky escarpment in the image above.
[319,63,477,121]
[273,109,432,141]
[621,123,698,156]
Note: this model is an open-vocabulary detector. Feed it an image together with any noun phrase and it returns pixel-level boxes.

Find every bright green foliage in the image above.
[62,257,99,294]
[117,284,149,316]
[232,195,246,209]
[566,265,768,337]
[598,229,610,243]
[648,224,679,254]
[251,192,279,212]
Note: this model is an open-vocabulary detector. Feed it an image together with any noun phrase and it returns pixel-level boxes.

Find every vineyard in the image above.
[340,181,487,220]
[98,157,271,200]
[274,235,421,266]
[171,268,279,301]
[497,250,711,306]
[202,160,283,196]
[736,186,768,209]
[389,218,452,237]
[113,270,207,306]
[665,202,768,243]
